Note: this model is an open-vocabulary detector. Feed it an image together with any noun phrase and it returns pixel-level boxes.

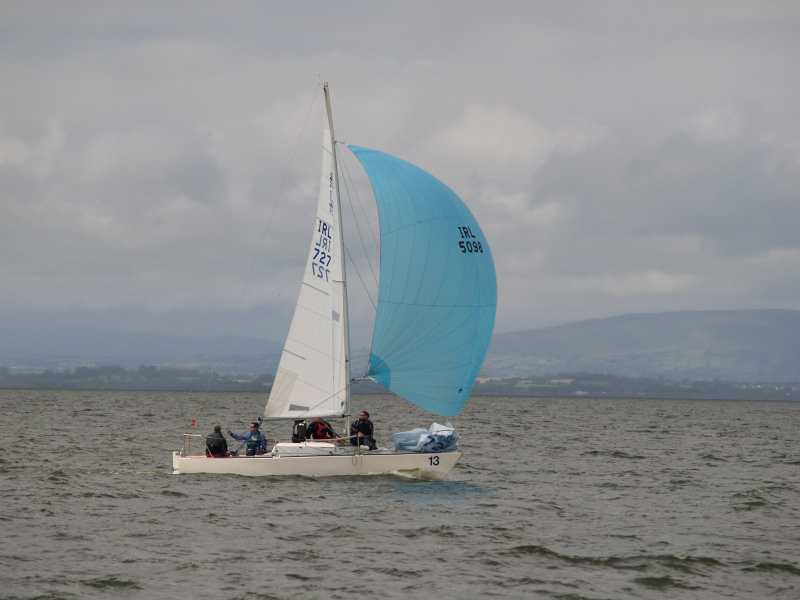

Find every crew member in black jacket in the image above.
[350,411,376,450]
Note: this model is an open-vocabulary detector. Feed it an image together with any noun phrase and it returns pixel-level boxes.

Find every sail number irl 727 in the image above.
[312,218,333,281]
[457,226,484,254]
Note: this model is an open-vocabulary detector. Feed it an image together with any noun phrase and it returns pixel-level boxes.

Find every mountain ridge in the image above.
[2,309,799,382]
[483,309,800,382]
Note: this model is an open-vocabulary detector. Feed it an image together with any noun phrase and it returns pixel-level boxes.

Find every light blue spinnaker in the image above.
[347,145,497,417]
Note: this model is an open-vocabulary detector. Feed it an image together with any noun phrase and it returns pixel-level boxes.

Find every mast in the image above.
[323,82,352,429]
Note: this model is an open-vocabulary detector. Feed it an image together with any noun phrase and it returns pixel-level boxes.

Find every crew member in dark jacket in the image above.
[292,420,307,442]
[350,411,376,450]
[205,423,228,457]
[307,418,335,440]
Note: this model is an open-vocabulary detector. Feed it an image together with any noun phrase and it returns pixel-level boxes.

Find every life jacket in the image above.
[309,419,333,439]
[246,431,262,449]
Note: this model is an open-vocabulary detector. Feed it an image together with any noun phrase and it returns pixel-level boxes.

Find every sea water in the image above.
[0,390,798,599]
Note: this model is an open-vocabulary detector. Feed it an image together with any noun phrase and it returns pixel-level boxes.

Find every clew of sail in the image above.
[265,112,347,420]
[348,145,497,417]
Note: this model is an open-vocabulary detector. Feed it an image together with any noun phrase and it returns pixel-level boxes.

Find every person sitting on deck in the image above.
[307,418,335,440]
[291,419,308,442]
[205,423,229,457]
[350,411,377,450]
[227,422,267,456]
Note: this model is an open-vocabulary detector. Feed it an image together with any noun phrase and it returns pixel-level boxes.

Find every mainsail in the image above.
[348,146,497,417]
[265,101,347,420]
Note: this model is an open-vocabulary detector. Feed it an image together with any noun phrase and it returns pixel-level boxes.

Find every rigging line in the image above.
[333,143,383,376]
[230,83,322,338]
[185,83,323,431]
[187,374,218,433]
[342,239,376,312]
[379,405,413,429]
[337,143,380,288]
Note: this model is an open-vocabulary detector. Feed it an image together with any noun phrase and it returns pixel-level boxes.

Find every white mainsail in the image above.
[264,85,348,420]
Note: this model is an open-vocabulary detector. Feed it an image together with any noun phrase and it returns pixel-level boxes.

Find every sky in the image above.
[2,1,799,348]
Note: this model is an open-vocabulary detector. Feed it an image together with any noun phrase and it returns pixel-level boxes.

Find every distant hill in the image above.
[3,310,800,383]
[483,309,800,382]
[0,328,283,374]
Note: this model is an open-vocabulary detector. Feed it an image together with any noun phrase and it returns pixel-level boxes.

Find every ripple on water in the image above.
[81,576,142,590]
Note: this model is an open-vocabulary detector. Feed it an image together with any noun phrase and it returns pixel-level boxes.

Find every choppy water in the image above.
[1,389,798,599]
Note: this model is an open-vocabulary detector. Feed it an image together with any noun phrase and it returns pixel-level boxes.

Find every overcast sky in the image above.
[2,1,799,347]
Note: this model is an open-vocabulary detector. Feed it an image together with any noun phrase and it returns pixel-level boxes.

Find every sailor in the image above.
[307,418,335,440]
[227,422,267,456]
[205,423,228,457]
[291,419,308,442]
[350,411,376,450]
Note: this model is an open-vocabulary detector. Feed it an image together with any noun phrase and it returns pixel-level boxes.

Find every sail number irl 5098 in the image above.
[457,226,484,254]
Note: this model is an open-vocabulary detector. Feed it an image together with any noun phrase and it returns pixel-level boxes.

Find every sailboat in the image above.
[172,83,496,480]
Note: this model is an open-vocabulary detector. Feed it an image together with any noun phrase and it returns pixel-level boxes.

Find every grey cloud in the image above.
[1,1,798,343]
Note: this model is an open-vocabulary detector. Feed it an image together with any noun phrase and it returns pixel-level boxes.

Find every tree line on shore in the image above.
[471,374,800,401]
[0,365,273,392]
[1,365,798,401]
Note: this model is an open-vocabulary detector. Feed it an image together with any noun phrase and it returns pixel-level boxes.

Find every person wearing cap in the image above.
[205,423,228,457]
[227,422,267,456]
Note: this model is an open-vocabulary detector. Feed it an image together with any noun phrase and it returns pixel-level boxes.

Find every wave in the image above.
[583,450,647,460]
[744,562,800,575]
[503,545,723,574]
[81,576,142,590]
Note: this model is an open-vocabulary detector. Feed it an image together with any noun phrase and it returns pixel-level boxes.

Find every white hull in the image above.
[172,448,461,480]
